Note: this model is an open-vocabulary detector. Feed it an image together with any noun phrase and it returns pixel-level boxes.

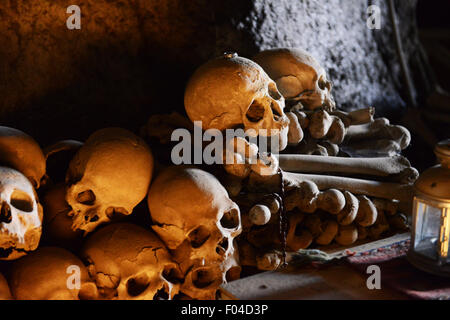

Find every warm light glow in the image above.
[440,208,450,259]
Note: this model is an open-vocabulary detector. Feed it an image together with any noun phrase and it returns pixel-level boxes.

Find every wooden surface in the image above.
[222,233,410,300]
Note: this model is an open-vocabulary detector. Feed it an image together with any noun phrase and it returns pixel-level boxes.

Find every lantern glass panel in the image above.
[413,199,444,261]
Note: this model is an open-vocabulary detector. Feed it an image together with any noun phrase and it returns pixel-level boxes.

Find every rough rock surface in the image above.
[0,0,430,145]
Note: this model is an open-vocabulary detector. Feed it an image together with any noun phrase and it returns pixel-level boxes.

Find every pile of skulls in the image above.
[0,125,242,299]
[144,48,416,272]
[0,47,417,300]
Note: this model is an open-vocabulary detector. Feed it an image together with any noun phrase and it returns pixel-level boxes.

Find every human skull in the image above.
[42,183,83,249]
[184,53,290,152]
[65,128,154,234]
[253,48,336,111]
[9,246,97,300]
[0,126,46,189]
[148,166,242,300]
[80,223,182,300]
[0,166,42,260]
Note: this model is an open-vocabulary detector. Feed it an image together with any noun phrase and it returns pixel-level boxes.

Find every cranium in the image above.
[42,183,83,249]
[0,126,46,189]
[0,166,42,260]
[184,53,290,152]
[65,128,154,234]
[80,223,182,300]
[148,166,242,300]
[9,246,97,300]
[253,48,336,111]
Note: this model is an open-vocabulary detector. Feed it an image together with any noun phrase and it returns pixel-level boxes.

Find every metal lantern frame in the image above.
[408,140,450,277]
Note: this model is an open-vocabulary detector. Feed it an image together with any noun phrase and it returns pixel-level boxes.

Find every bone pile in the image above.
[178,48,417,272]
[0,47,418,300]
[220,140,412,271]
[253,48,412,157]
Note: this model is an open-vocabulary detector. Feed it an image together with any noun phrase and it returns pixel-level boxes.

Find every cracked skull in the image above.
[148,166,242,300]
[0,166,42,260]
[184,52,290,152]
[80,223,182,300]
[65,128,154,234]
[253,48,336,111]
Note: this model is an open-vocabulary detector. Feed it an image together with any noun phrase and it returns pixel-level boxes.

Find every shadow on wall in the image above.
[0,0,216,145]
[0,0,431,148]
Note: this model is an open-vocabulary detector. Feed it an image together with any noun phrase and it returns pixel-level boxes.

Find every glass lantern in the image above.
[408,139,450,276]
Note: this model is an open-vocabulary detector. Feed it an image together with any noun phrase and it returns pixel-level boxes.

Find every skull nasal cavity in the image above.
[188,226,210,248]
[126,273,150,297]
[270,101,281,118]
[162,265,183,284]
[216,238,229,255]
[76,190,96,205]
[220,208,240,229]
[246,101,265,122]
[10,189,34,212]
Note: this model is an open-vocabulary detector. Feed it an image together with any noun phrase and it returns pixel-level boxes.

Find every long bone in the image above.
[287,109,346,147]
[329,107,375,127]
[285,107,375,150]
[242,200,405,271]
[242,194,407,271]
[286,112,304,146]
[307,110,346,144]
[344,118,411,150]
[284,181,345,214]
[291,106,374,128]
[342,139,402,157]
[283,171,414,205]
[294,136,329,156]
[277,154,419,184]
[283,184,377,228]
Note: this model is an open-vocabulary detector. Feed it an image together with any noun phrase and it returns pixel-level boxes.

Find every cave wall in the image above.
[0,0,431,146]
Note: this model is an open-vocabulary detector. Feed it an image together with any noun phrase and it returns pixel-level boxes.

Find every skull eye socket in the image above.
[216,238,229,255]
[10,189,34,212]
[318,75,328,90]
[76,190,96,205]
[220,207,240,229]
[188,226,210,248]
[246,100,265,123]
[126,273,150,297]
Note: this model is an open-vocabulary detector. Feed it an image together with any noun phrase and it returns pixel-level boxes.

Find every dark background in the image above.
[417,0,450,91]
